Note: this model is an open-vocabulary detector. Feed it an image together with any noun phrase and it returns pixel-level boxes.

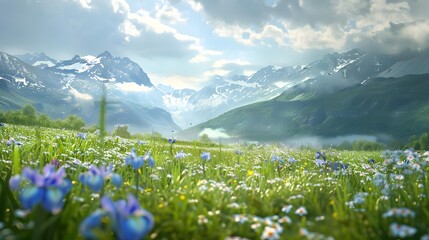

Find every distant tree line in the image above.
[331,140,385,151]
[0,105,86,131]
[408,133,429,151]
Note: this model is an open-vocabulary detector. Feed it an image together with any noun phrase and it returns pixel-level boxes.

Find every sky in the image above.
[1,0,428,90]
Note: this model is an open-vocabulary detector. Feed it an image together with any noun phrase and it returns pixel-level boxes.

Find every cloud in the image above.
[194,0,429,54]
[115,82,153,92]
[151,74,203,90]
[69,87,93,101]
[199,128,231,139]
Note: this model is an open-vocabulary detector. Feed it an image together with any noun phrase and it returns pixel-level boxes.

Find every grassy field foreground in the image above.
[0,124,428,239]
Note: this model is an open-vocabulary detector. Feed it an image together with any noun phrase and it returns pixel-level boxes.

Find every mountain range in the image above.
[183,50,429,142]
[1,49,429,141]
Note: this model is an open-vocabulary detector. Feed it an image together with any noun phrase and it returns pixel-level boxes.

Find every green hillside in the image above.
[191,74,429,141]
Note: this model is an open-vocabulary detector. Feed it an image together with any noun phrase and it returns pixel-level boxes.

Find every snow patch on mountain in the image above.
[115,82,153,92]
[69,87,93,101]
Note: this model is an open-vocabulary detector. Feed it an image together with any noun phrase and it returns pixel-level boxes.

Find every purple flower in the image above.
[80,194,154,240]
[168,138,176,144]
[12,164,71,214]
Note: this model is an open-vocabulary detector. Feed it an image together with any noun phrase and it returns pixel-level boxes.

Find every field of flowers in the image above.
[0,124,429,239]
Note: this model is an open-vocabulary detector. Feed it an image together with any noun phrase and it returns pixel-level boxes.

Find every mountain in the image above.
[17,52,58,68]
[0,52,179,135]
[165,49,406,127]
[181,50,429,142]
[161,65,303,127]
[187,73,429,142]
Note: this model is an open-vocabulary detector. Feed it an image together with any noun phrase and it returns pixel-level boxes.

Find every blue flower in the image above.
[77,132,87,140]
[332,162,349,171]
[175,150,186,159]
[9,175,22,191]
[315,151,326,160]
[168,138,176,144]
[7,138,22,146]
[235,149,243,155]
[125,148,144,170]
[144,151,155,168]
[80,194,154,240]
[368,158,375,164]
[79,165,120,192]
[12,164,71,214]
[271,155,284,164]
[111,173,123,188]
[201,152,211,161]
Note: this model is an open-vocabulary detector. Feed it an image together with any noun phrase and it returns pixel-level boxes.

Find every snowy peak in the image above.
[52,52,153,86]
[16,52,58,68]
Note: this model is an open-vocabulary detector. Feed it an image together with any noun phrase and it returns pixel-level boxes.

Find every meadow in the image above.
[0,124,428,240]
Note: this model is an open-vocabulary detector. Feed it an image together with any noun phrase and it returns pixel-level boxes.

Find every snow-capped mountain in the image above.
[17,52,58,68]
[161,49,403,127]
[0,51,179,135]
[2,48,424,135]
[50,51,152,86]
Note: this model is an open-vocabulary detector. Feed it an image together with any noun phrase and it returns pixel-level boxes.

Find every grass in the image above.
[0,124,428,239]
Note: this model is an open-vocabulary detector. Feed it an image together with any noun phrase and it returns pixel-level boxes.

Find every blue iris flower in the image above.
[144,151,155,168]
[10,164,71,214]
[111,173,123,188]
[79,165,122,192]
[201,152,211,161]
[125,149,155,169]
[80,194,154,240]
[125,148,145,170]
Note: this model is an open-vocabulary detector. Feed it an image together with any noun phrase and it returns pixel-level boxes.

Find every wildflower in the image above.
[295,206,308,216]
[389,222,417,238]
[315,159,326,167]
[270,155,284,163]
[7,138,22,146]
[315,151,326,160]
[235,149,243,155]
[175,151,186,159]
[143,151,155,168]
[383,208,415,218]
[261,226,280,240]
[168,138,176,144]
[332,162,348,171]
[0,123,4,127]
[201,152,211,161]
[278,216,292,224]
[79,165,113,192]
[368,158,375,164]
[111,173,123,188]
[124,148,144,170]
[281,205,293,213]
[288,157,297,164]
[77,132,87,140]
[10,164,71,214]
[9,175,22,191]
[80,194,154,240]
